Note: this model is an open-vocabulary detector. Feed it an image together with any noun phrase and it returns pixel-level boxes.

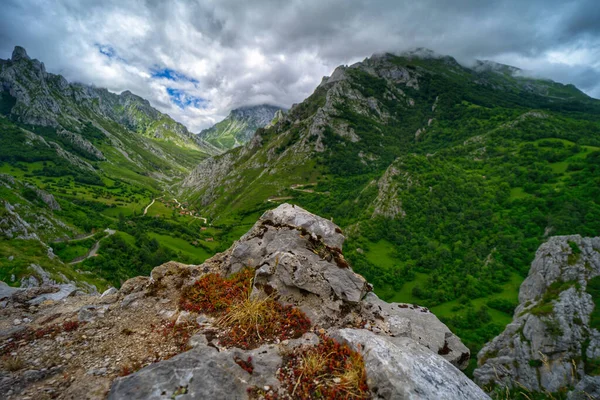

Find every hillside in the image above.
[180,48,600,377]
[0,47,230,292]
[198,104,283,150]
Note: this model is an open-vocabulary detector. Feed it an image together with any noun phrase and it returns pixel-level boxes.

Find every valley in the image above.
[2,45,600,398]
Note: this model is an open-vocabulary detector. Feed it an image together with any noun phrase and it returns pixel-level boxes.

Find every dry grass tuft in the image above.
[2,355,25,371]
[277,335,370,399]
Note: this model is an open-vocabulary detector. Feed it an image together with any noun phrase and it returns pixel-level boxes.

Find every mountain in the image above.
[198,104,283,150]
[0,46,218,177]
[180,48,600,382]
[0,47,226,292]
[474,235,600,398]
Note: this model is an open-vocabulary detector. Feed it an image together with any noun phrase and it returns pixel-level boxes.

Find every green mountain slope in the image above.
[0,47,225,290]
[180,49,600,371]
[199,104,283,150]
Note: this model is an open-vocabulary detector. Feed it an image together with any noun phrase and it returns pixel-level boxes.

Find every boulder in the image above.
[210,203,370,325]
[330,329,490,400]
[474,235,600,394]
[108,343,282,400]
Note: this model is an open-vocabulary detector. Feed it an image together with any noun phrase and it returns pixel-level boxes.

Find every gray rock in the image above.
[207,203,370,326]
[28,284,78,305]
[108,343,282,400]
[362,293,470,369]
[101,287,118,298]
[78,305,108,322]
[121,291,145,309]
[0,281,23,299]
[474,235,600,394]
[567,375,600,400]
[330,329,490,400]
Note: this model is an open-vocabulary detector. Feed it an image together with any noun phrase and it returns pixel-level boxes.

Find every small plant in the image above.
[277,335,370,399]
[217,296,311,349]
[119,360,142,377]
[158,320,198,354]
[1,321,83,356]
[178,268,311,350]
[234,356,254,374]
[179,268,255,314]
[2,355,25,371]
[62,320,80,332]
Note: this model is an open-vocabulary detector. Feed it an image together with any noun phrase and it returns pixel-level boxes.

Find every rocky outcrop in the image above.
[56,129,105,160]
[1,204,483,399]
[474,235,600,395]
[331,329,488,399]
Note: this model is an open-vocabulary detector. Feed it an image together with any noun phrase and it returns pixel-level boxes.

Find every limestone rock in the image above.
[474,235,600,394]
[108,343,282,400]
[362,293,470,369]
[330,329,490,400]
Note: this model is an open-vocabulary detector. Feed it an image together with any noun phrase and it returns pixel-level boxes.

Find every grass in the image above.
[217,296,311,349]
[179,268,311,349]
[147,232,212,263]
[509,187,530,200]
[0,239,108,290]
[431,272,522,326]
[273,335,370,400]
[364,239,398,269]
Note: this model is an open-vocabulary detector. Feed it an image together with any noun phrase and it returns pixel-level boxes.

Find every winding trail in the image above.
[143,198,156,215]
[69,228,116,265]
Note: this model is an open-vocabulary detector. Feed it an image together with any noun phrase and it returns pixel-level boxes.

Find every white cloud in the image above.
[0,0,599,131]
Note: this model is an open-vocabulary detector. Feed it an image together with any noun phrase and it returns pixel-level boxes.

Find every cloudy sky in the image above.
[1,0,599,131]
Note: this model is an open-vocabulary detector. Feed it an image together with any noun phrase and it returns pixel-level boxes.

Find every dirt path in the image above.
[143,198,156,215]
[266,196,294,203]
[69,228,116,265]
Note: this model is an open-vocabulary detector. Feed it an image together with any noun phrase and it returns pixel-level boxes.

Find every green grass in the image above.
[364,239,398,269]
[147,232,212,263]
[431,272,522,326]
[145,200,173,217]
[509,187,529,200]
[382,273,430,305]
[0,239,108,290]
[549,161,569,174]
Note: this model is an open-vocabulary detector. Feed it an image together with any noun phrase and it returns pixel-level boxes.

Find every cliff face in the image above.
[0,204,487,400]
[474,235,600,398]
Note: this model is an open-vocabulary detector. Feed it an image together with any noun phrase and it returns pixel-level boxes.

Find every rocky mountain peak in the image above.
[198,103,284,150]
[11,46,30,62]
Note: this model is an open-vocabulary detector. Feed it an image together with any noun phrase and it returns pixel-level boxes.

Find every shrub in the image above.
[179,268,254,314]
[179,268,311,350]
[217,296,311,349]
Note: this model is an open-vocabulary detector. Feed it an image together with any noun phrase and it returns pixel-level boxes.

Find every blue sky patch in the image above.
[152,68,199,84]
[167,87,207,109]
[96,44,126,62]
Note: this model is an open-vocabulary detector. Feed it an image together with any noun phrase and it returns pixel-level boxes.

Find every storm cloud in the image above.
[1,0,598,131]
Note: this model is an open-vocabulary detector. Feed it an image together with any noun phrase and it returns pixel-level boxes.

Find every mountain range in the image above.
[1,45,600,398]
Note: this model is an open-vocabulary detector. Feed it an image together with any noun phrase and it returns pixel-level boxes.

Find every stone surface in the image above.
[363,293,470,369]
[474,235,600,394]
[330,329,490,400]
[108,344,282,400]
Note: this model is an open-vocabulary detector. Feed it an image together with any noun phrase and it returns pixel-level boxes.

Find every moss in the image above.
[479,349,499,366]
[529,359,543,368]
